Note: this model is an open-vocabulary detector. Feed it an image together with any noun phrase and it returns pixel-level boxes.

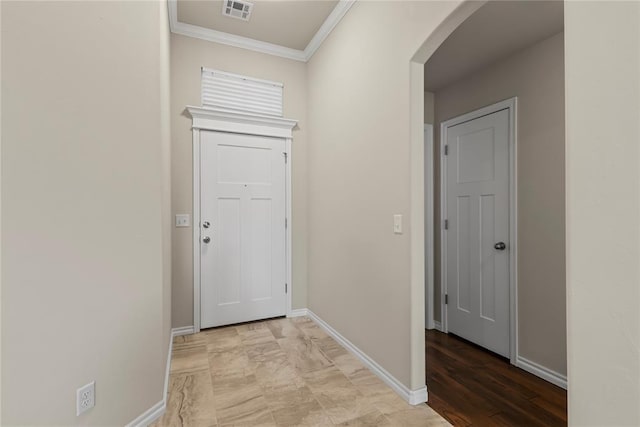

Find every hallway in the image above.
[155,317,448,426]
[426,330,567,426]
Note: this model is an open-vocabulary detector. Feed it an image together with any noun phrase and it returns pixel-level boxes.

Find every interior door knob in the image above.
[203,236,211,244]
[494,242,506,251]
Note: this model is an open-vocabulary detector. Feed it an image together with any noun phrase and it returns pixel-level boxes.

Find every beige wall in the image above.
[306,1,461,388]
[1,1,171,424]
[431,32,566,375]
[170,34,308,328]
[424,91,435,124]
[565,2,640,425]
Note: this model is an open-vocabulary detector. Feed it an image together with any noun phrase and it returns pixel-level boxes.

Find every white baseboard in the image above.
[433,320,443,332]
[126,327,185,427]
[171,325,194,337]
[305,309,427,405]
[164,329,178,400]
[516,356,567,390]
[287,308,309,318]
[126,400,165,427]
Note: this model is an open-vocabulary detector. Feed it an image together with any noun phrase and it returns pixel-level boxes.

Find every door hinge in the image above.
[444,145,449,155]
[285,283,288,293]
[283,152,288,163]
[285,218,288,229]
[444,219,449,230]
[445,294,448,305]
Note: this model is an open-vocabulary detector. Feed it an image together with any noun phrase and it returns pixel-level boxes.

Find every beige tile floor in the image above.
[152,316,450,427]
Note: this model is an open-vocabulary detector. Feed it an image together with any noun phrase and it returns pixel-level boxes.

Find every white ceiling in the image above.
[424,0,564,92]
[177,0,339,51]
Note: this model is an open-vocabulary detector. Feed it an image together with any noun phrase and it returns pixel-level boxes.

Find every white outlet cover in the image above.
[77,381,95,416]
[175,214,190,227]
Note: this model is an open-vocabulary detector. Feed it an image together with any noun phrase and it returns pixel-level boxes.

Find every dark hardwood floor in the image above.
[426,329,567,427]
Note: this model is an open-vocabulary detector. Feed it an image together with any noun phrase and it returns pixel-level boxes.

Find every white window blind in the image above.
[201,68,283,117]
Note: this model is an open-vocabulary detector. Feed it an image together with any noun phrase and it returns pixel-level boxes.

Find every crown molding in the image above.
[168,0,355,63]
[186,105,298,138]
[303,0,355,60]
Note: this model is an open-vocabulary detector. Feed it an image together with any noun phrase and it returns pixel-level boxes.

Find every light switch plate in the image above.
[393,214,403,234]
[175,214,190,227]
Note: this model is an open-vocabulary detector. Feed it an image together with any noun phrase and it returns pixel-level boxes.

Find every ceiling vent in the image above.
[222,0,253,21]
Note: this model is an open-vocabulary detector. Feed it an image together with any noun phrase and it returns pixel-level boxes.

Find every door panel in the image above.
[456,195,472,313]
[248,198,273,301]
[446,108,510,357]
[200,131,286,328]
[217,197,241,305]
[457,127,495,183]
[480,194,496,321]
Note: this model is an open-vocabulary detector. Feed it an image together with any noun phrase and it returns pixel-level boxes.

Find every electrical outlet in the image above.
[175,214,190,227]
[76,381,95,416]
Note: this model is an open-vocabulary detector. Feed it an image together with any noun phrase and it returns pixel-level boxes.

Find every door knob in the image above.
[494,242,506,251]
[203,221,210,229]
[203,236,211,244]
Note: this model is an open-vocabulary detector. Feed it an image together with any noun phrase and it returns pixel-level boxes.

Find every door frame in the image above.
[439,97,518,364]
[424,124,435,330]
[186,106,298,333]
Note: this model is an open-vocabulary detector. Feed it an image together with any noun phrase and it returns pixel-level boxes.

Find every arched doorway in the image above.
[410,1,567,424]
[408,1,485,396]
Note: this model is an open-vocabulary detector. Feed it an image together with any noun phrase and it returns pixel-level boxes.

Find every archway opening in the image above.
[411,1,567,424]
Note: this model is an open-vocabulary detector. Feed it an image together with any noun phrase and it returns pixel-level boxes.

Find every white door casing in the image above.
[200,131,286,328]
[187,106,297,333]
[440,99,517,360]
[424,124,435,330]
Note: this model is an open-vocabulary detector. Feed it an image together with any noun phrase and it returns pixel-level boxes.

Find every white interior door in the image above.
[445,108,510,357]
[200,131,286,328]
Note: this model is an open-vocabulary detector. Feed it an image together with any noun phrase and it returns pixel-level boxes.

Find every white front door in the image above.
[200,130,286,328]
[445,108,510,357]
